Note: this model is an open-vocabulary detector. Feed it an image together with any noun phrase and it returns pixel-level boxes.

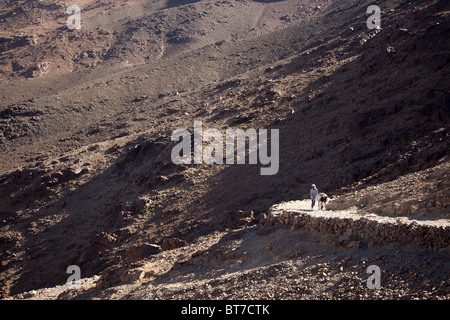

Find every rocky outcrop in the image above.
[125,243,162,264]
[162,237,187,251]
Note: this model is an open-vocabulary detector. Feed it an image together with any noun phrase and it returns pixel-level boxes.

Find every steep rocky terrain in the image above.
[0,0,449,300]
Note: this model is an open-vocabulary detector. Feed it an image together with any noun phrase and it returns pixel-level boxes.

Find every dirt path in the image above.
[268,199,450,255]
[270,200,450,229]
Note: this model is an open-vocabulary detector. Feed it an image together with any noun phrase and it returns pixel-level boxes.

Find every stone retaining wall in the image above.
[265,211,450,253]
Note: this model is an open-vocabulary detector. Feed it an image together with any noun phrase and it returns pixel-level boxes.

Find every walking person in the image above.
[310,184,319,209]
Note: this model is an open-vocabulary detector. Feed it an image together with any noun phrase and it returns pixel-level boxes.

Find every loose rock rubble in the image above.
[1,0,449,301]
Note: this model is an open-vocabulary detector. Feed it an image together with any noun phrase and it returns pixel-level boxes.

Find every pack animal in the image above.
[317,193,329,210]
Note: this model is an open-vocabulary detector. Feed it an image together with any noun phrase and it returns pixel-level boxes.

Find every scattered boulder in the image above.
[347,241,360,249]
[334,235,350,247]
[162,237,187,251]
[254,212,268,227]
[120,269,146,283]
[222,210,255,229]
[131,197,151,214]
[25,62,50,78]
[125,243,161,263]
[97,264,128,289]
[280,15,292,23]
[77,232,117,266]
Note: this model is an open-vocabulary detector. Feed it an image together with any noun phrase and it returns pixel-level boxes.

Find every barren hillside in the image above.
[0,0,449,301]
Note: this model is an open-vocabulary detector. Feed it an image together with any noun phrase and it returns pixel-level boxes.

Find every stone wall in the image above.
[265,211,450,253]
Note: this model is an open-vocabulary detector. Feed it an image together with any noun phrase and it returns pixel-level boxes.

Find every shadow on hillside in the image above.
[164,0,286,9]
[252,0,286,3]
[178,0,449,236]
[5,138,181,296]
[4,0,448,298]
[164,0,201,9]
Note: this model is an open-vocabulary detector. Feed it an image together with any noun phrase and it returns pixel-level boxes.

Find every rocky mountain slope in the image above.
[0,0,449,299]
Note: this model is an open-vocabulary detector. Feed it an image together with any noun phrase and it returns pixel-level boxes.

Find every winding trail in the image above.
[270,200,450,229]
[268,200,450,253]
